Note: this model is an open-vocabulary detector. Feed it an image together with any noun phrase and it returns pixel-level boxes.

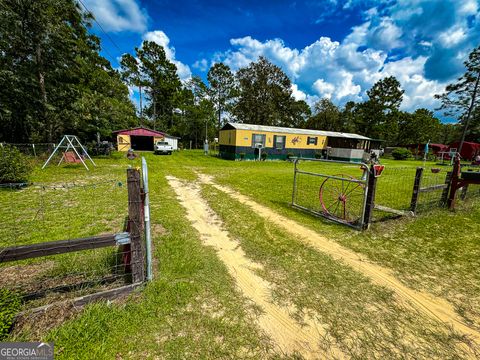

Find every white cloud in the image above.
[438,27,467,48]
[193,58,209,72]
[313,79,335,99]
[458,0,478,15]
[142,30,192,81]
[83,0,147,33]
[213,30,445,112]
[197,0,478,114]
[291,84,307,101]
[366,17,403,51]
[143,30,173,58]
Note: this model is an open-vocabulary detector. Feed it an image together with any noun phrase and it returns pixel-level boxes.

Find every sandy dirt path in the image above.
[197,173,480,346]
[167,176,344,359]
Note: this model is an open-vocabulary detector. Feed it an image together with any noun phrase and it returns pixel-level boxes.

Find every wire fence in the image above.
[1,142,56,158]
[373,167,417,219]
[291,159,480,229]
[0,179,131,309]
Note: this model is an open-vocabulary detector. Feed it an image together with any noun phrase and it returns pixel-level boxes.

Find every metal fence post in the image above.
[362,165,377,229]
[410,167,424,214]
[127,168,146,283]
[142,157,153,281]
[292,158,298,206]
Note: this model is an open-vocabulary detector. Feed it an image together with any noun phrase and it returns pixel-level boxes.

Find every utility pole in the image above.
[204,118,209,155]
[153,99,156,131]
[458,72,479,155]
[139,85,143,122]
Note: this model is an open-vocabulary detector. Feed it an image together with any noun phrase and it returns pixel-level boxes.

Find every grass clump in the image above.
[0,289,21,340]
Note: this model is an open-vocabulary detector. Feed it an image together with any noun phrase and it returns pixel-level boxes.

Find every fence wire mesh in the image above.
[373,167,417,220]
[292,158,480,229]
[0,180,130,308]
[415,167,452,212]
[1,143,55,158]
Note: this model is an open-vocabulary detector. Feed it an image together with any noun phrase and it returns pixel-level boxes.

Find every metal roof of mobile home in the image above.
[221,123,372,140]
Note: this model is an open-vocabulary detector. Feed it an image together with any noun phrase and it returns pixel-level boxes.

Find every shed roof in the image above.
[221,123,372,141]
[113,126,180,139]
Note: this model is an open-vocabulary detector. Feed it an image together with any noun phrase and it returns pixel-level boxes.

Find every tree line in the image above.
[1,0,478,149]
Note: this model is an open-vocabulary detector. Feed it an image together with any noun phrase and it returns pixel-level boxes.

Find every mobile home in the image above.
[219,123,375,162]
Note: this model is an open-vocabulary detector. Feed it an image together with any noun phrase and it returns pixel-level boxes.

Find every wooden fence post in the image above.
[362,165,377,229]
[410,167,424,214]
[127,168,145,283]
[440,171,452,206]
[447,156,462,209]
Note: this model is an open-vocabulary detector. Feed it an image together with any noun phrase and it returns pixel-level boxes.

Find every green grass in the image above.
[1,150,479,358]
[7,156,277,359]
[201,183,473,358]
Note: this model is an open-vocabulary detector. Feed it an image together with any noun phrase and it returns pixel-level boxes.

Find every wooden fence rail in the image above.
[0,232,130,263]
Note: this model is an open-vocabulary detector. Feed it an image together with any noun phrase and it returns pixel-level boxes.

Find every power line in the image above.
[76,0,124,56]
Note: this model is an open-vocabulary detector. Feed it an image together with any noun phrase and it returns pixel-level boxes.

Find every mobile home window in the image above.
[307,136,318,145]
[274,135,286,149]
[252,134,266,147]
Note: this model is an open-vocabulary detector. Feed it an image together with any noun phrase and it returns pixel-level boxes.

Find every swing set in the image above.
[42,135,96,170]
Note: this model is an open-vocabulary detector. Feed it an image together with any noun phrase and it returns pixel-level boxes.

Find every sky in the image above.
[82,0,480,122]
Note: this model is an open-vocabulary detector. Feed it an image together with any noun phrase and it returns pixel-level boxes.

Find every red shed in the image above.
[113,126,179,151]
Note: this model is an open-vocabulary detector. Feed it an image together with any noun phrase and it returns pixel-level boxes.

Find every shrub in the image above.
[0,289,21,340]
[261,152,267,161]
[0,145,32,183]
[391,148,412,160]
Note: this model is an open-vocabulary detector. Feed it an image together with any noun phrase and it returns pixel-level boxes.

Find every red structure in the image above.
[406,143,448,156]
[448,141,480,160]
[113,126,166,137]
[112,126,178,151]
[448,155,480,209]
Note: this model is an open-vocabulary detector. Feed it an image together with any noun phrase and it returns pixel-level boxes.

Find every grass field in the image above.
[1,150,480,359]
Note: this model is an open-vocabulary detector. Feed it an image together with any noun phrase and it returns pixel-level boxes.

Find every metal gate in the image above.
[291,158,369,230]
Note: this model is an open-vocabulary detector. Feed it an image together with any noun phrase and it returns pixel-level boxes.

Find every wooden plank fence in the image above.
[0,233,130,263]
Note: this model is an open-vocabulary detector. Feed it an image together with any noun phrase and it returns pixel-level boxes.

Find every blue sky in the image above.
[83,0,480,121]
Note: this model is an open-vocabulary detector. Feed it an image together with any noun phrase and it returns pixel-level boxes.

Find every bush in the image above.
[0,289,21,340]
[391,148,412,160]
[0,145,32,183]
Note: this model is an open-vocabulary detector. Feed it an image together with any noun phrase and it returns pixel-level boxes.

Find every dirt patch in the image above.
[11,302,81,339]
[0,261,55,290]
[167,176,344,359]
[197,173,480,346]
[151,223,168,236]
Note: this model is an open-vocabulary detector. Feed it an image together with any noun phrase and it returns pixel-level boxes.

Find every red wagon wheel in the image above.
[319,174,365,224]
